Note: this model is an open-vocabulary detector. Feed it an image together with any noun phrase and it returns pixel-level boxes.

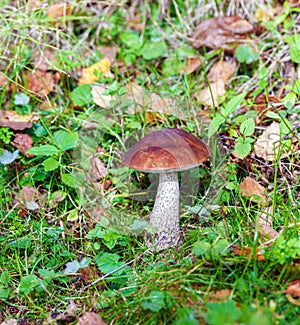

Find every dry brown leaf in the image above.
[91,150,107,181]
[207,60,237,83]
[46,3,74,20]
[92,82,176,115]
[11,133,34,156]
[145,111,164,124]
[0,74,8,87]
[26,69,59,97]
[26,0,43,12]
[31,48,58,71]
[76,312,107,325]
[207,289,232,302]
[231,245,265,261]
[257,206,279,239]
[78,266,97,283]
[254,122,288,161]
[52,300,77,322]
[126,83,176,115]
[284,280,300,298]
[78,59,113,85]
[182,57,203,74]
[0,319,18,325]
[14,186,45,208]
[255,6,275,22]
[13,186,46,217]
[197,79,226,107]
[240,176,266,204]
[0,109,38,130]
[191,16,253,52]
[91,85,114,107]
[97,45,119,63]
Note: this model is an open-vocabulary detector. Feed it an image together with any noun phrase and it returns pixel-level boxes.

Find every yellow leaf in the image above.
[78,59,113,85]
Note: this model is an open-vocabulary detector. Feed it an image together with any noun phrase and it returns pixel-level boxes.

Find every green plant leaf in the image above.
[140,41,167,60]
[206,300,242,325]
[235,44,259,64]
[42,157,59,171]
[234,138,252,159]
[208,115,225,138]
[174,308,199,325]
[282,91,296,109]
[94,252,124,274]
[70,84,93,106]
[61,173,77,187]
[286,34,300,64]
[0,270,10,287]
[221,93,246,117]
[119,30,141,48]
[192,240,211,256]
[19,275,39,295]
[53,130,78,151]
[240,118,255,137]
[27,145,58,156]
[212,239,230,256]
[293,79,300,96]
[141,290,168,312]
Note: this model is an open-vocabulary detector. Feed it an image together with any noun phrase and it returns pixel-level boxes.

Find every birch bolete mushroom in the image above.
[122,128,210,250]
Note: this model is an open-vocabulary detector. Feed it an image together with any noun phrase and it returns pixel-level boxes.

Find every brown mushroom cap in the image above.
[122,128,210,173]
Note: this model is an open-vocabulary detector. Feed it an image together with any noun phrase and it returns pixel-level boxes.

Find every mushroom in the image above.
[122,128,210,250]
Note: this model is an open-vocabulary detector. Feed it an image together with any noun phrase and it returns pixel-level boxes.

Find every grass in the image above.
[0,1,299,324]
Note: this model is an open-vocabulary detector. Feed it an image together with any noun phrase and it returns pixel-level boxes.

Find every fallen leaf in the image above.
[191,16,253,52]
[231,245,265,261]
[255,6,275,23]
[26,69,59,97]
[240,176,266,204]
[0,109,39,130]
[91,85,114,107]
[257,206,279,239]
[103,179,112,190]
[0,319,18,325]
[207,289,232,302]
[146,92,175,115]
[78,59,113,85]
[49,191,66,208]
[46,3,74,20]
[145,111,164,124]
[97,45,119,63]
[254,122,288,161]
[52,299,77,322]
[31,47,58,71]
[11,133,34,156]
[13,186,46,212]
[92,82,177,116]
[182,57,203,74]
[78,266,97,283]
[26,0,43,12]
[197,79,226,107]
[285,280,300,298]
[91,151,107,181]
[0,74,8,87]
[76,312,107,325]
[207,60,237,83]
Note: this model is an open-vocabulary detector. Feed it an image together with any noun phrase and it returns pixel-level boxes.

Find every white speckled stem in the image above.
[149,172,180,250]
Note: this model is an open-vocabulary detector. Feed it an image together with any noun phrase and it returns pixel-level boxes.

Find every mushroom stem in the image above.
[149,171,180,250]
